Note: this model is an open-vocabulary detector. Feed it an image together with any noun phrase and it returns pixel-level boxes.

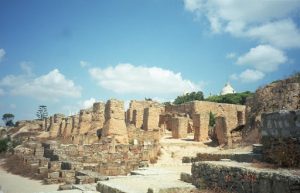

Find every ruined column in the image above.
[143,107,161,131]
[91,102,105,130]
[78,109,92,134]
[171,117,188,139]
[71,115,79,135]
[133,109,144,129]
[193,113,209,142]
[49,114,65,138]
[101,99,128,144]
[215,116,228,145]
[62,117,72,138]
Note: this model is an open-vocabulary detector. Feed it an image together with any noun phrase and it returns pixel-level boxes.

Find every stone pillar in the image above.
[172,117,188,139]
[91,102,105,130]
[49,114,65,138]
[193,113,209,142]
[78,109,92,134]
[71,115,79,135]
[62,117,72,138]
[143,107,161,131]
[133,109,144,129]
[101,99,128,144]
[215,116,229,146]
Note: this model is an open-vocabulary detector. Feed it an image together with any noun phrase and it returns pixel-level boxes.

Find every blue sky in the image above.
[0,0,300,122]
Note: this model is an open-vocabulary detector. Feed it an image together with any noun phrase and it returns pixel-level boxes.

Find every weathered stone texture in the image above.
[172,117,188,139]
[143,107,162,131]
[193,113,209,142]
[127,100,163,128]
[91,102,105,130]
[244,75,300,143]
[78,109,92,134]
[261,110,300,167]
[102,99,128,144]
[192,161,300,193]
[49,114,65,138]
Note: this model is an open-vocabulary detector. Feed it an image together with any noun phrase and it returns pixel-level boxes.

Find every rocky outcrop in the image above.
[244,74,300,143]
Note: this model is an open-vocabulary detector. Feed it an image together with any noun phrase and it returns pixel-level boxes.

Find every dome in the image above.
[220,82,235,95]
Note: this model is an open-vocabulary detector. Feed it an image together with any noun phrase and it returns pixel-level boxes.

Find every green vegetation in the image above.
[2,113,15,126]
[209,111,216,127]
[0,138,9,153]
[205,91,253,105]
[36,105,48,120]
[173,91,204,105]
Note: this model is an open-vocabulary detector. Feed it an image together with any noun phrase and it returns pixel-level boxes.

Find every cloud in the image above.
[0,68,81,101]
[81,98,96,109]
[89,63,201,95]
[247,19,300,49]
[236,45,287,73]
[9,104,16,109]
[80,60,90,68]
[20,61,33,76]
[183,0,300,48]
[231,69,265,83]
[226,52,236,59]
[0,48,5,62]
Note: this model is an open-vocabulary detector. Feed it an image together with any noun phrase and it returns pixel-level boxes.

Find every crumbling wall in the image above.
[244,75,300,143]
[143,107,162,131]
[193,113,209,142]
[261,110,300,167]
[102,99,129,144]
[171,117,188,139]
[49,114,65,138]
[127,100,163,129]
[78,109,93,134]
[91,102,105,130]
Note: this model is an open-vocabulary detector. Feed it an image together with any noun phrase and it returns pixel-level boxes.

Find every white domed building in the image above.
[220,82,236,95]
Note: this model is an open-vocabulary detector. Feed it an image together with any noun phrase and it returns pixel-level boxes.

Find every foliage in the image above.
[209,111,216,127]
[205,91,253,105]
[0,138,9,153]
[2,113,15,126]
[163,101,172,106]
[36,105,48,120]
[173,91,204,105]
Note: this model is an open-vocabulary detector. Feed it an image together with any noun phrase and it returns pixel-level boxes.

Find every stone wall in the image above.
[102,99,129,144]
[261,110,300,167]
[78,108,93,134]
[171,117,188,139]
[244,75,300,143]
[49,114,65,138]
[127,100,163,129]
[192,161,300,193]
[143,107,162,131]
[165,101,245,144]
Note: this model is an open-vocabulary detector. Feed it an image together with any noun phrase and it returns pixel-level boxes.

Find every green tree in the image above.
[205,91,253,105]
[2,113,15,126]
[36,105,48,120]
[209,111,216,127]
[173,91,204,105]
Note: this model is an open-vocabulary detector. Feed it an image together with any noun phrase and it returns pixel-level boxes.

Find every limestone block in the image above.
[171,117,188,139]
[78,109,92,134]
[143,107,161,131]
[102,99,128,144]
[193,113,209,142]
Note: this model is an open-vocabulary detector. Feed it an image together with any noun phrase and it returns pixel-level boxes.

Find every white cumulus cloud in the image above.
[81,97,96,109]
[0,68,81,101]
[89,63,201,95]
[0,88,4,96]
[231,69,265,83]
[0,48,5,63]
[236,45,287,73]
[183,0,300,48]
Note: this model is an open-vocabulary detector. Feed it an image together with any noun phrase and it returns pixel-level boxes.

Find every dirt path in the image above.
[0,159,58,193]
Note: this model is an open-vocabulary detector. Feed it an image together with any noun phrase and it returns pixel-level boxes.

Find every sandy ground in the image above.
[0,159,58,193]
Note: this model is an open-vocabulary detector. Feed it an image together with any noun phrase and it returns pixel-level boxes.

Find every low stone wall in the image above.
[192,161,300,193]
[182,152,262,163]
[261,110,300,167]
